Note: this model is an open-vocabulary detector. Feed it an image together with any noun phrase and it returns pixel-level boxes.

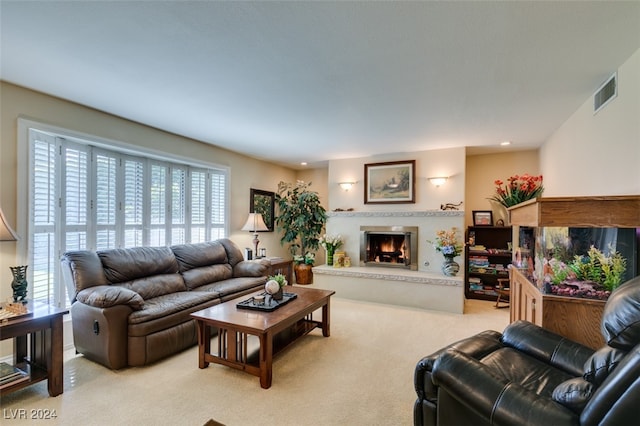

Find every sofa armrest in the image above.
[414,330,503,401]
[76,285,144,310]
[502,320,594,376]
[233,260,268,277]
[432,349,578,425]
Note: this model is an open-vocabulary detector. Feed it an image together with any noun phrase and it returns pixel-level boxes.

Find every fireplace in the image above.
[360,226,418,270]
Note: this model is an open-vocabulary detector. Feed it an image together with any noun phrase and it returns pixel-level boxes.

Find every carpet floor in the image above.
[0,296,508,425]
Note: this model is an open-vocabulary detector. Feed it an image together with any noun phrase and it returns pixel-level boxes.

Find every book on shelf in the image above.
[0,362,29,389]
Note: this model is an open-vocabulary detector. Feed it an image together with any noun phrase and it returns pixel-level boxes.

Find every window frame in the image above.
[17,119,230,308]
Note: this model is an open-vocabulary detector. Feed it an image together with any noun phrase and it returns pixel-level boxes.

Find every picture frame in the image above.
[472,210,493,226]
[250,188,275,232]
[364,160,416,204]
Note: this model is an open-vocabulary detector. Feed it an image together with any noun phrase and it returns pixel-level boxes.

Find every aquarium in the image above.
[513,226,639,300]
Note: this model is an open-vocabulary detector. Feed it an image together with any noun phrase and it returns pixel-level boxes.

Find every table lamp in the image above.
[241,213,268,258]
[0,207,18,241]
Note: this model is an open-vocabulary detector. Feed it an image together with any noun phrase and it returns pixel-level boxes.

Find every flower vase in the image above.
[326,247,334,266]
[294,263,313,285]
[10,265,29,302]
[441,256,460,277]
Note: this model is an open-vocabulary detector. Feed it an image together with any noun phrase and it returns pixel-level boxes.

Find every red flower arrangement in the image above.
[489,174,544,208]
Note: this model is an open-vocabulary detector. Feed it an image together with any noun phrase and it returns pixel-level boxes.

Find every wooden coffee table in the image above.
[191,286,335,388]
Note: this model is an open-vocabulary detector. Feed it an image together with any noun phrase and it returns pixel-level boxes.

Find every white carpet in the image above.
[0,297,508,425]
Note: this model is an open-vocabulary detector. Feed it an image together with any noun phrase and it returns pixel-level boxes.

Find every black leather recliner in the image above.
[414,275,640,426]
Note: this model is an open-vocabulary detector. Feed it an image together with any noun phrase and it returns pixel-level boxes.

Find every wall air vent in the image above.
[594,72,617,114]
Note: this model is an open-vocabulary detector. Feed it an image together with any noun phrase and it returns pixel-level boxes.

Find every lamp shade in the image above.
[241,213,268,232]
[0,207,18,241]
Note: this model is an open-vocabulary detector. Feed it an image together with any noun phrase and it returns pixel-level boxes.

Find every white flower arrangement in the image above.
[320,234,344,252]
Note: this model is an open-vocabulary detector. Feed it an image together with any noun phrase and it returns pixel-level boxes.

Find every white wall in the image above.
[540,48,640,196]
[325,149,466,273]
[466,150,539,226]
[328,148,466,212]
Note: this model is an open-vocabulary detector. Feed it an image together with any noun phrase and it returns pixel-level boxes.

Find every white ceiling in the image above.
[2,1,639,169]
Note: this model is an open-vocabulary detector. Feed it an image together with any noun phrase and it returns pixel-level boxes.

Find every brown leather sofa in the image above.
[61,238,268,369]
[414,275,640,426]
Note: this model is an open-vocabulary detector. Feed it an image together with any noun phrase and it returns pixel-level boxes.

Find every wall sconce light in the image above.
[338,182,356,191]
[428,177,448,187]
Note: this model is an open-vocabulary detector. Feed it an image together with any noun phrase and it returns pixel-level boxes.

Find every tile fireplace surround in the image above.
[314,210,465,313]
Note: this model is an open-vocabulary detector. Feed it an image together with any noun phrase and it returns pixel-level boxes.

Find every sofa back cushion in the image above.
[181,264,233,290]
[98,246,179,282]
[172,241,233,289]
[218,238,245,267]
[118,274,187,300]
[171,241,228,271]
[61,250,110,301]
[97,246,185,299]
[601,275,640,351]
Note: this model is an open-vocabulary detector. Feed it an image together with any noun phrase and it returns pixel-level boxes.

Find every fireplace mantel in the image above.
[327,210,464,218]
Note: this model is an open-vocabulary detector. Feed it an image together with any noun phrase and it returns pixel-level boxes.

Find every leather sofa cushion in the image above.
[602,275,640,350]
[234,260,269,277]
[552,377,595,413]
[197,276,266,297]
[480,347,574,397]
[76,285,144,310]
[99,246,179,283]
[172,241,228,272]
[61,250,109,294]
[583,346,626,385]
[119,273,187,300]
[219,238,245,267]
[128,291,219,327]
[181,264,232,290]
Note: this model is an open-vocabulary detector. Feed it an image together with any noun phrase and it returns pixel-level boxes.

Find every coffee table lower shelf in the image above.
[204,317,319,375]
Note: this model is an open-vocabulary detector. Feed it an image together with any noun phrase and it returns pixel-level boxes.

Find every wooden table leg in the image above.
[196,320,210,369]
[48,315,64,396]
[259,332,273,389]
[322,299,331,337]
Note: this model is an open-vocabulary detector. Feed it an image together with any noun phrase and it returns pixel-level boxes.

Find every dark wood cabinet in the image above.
[465,226,512,301]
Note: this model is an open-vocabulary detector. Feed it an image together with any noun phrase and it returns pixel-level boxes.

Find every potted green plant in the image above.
[275,180,327,284]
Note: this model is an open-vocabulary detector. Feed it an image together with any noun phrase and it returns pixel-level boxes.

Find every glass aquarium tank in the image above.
[509,196,640,301]
[520,227,638,299]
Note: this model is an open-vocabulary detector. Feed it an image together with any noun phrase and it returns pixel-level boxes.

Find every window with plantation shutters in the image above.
[27,128,229,308]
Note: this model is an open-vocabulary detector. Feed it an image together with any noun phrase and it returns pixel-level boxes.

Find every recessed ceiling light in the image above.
[500,141,512,146]
[300,162,308,166]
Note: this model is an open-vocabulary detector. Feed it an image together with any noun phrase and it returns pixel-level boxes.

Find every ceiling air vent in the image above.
[594,72,617,114]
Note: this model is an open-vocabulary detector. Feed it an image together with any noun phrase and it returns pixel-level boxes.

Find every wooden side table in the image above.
[0,301,69,396]
[262,258,293,285]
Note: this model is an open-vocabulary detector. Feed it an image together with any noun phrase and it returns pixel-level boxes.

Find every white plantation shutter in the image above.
[191,170,206,243]
[149,163,167,246]
[26,128,228,307]
[31,132,58,304]
[171,167,186,245]
[94,151,117,250]
[210,170,226,240]
[62,142,90,254]
[124,158,144,247]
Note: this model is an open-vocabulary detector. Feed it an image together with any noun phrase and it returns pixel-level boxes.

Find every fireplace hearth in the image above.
[360,226,418,270]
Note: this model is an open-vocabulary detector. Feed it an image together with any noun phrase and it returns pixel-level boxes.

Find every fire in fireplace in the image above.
[360,226,418,270]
